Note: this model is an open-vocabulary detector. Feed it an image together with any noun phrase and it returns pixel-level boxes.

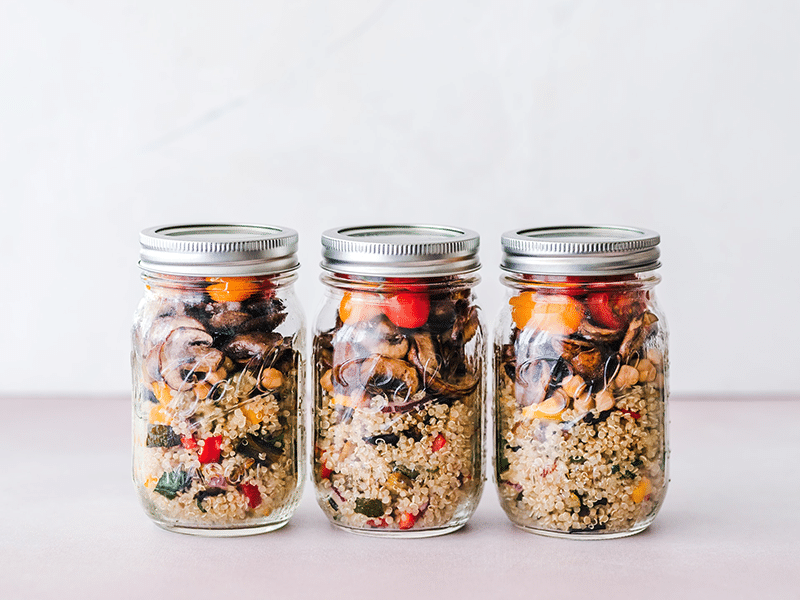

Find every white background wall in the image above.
[2,1,798,396]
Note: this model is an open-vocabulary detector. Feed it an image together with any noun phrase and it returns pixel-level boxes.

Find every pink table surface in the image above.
[1,395,798,599]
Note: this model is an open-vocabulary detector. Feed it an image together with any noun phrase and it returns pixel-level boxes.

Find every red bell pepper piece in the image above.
[619,408,642,420]
[181,435,197,450]
[431,434,446,452]
[366,518,389,528]
[198,435,222,464]
[239,483,262,509]
[398,512,416,530]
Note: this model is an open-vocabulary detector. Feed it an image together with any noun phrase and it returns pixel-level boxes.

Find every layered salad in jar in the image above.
[314,280,484,534]
[131,275,302,532]
[496,276,667,536]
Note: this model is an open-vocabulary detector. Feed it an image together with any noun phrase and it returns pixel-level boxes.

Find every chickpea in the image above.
[636,359,657,383]
[260,367,284,390]
[561,375,587,398]
[594,389,616,412]
[573,391,594,413]
[646,347,663,367]
[614,365,639,390]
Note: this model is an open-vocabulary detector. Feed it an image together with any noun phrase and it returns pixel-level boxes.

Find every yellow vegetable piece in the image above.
[333,394,357,408]
[242,405,264,425]
[151,381,172,404]
[149,404,170,425]
[143,476,158,489]
[522,395,566,421]
[632,477,652,503]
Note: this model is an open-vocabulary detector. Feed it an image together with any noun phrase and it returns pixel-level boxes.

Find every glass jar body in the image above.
[313,274,485,536]
[494,274,669,538]
[131,272,305,535]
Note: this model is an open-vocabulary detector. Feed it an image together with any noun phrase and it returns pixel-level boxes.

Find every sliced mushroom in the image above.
[449,305,480,344]
[514,358,550,407]
[331,342,364,396]
[408,332,478,397]
[315,332,334,370]
[340,317,409,359]
[143,345,163,383]
[159,327,225,391]
[223,332,283,364]
[239,297,288,333]
[207,310,252,334]
[619,312,658,361]
[571,347,604,381]
[359,355,420,399]
[146,316,206,351]
[578,321,625,343]
[427,297,457,333]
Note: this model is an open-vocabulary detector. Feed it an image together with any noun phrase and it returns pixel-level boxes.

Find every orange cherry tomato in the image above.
[510,292,584,335]
[509,291,537,329]
[530,295,584,335]
[206,277,262,303]
[339,291,384,324]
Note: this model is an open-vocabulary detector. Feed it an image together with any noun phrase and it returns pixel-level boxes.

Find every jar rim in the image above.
[500,225,660,276]
[139,223,299,276]
[320,224,480,277]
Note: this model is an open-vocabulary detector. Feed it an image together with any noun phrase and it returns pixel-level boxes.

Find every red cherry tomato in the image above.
[587,291,643,329]
[587,292,624,329]
[383,292,430,329]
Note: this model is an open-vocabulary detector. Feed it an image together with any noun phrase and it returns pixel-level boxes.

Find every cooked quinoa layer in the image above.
[315,390,482,531]
[496,372,666,534]
[133,367,301,529]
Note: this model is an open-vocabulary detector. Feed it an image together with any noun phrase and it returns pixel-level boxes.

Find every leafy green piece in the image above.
[631,457,644,468]
[610,465,620,475]
[146,424,181,448]
[154,469,192,500]
[497,445,511,475]
[354,498,385,518]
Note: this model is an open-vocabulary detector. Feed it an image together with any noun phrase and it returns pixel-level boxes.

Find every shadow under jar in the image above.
[495,226,669,538]
[313,225,485,537]
[132,224,305,536]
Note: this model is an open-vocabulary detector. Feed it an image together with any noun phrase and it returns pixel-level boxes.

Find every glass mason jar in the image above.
[132,224,305,535]
[495,226,669,538]
[313,225,485,537]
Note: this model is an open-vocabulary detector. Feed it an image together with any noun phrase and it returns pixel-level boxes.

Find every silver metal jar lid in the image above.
[139,223,299,276]
[501,225,660,275]
[321,224,480,277]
